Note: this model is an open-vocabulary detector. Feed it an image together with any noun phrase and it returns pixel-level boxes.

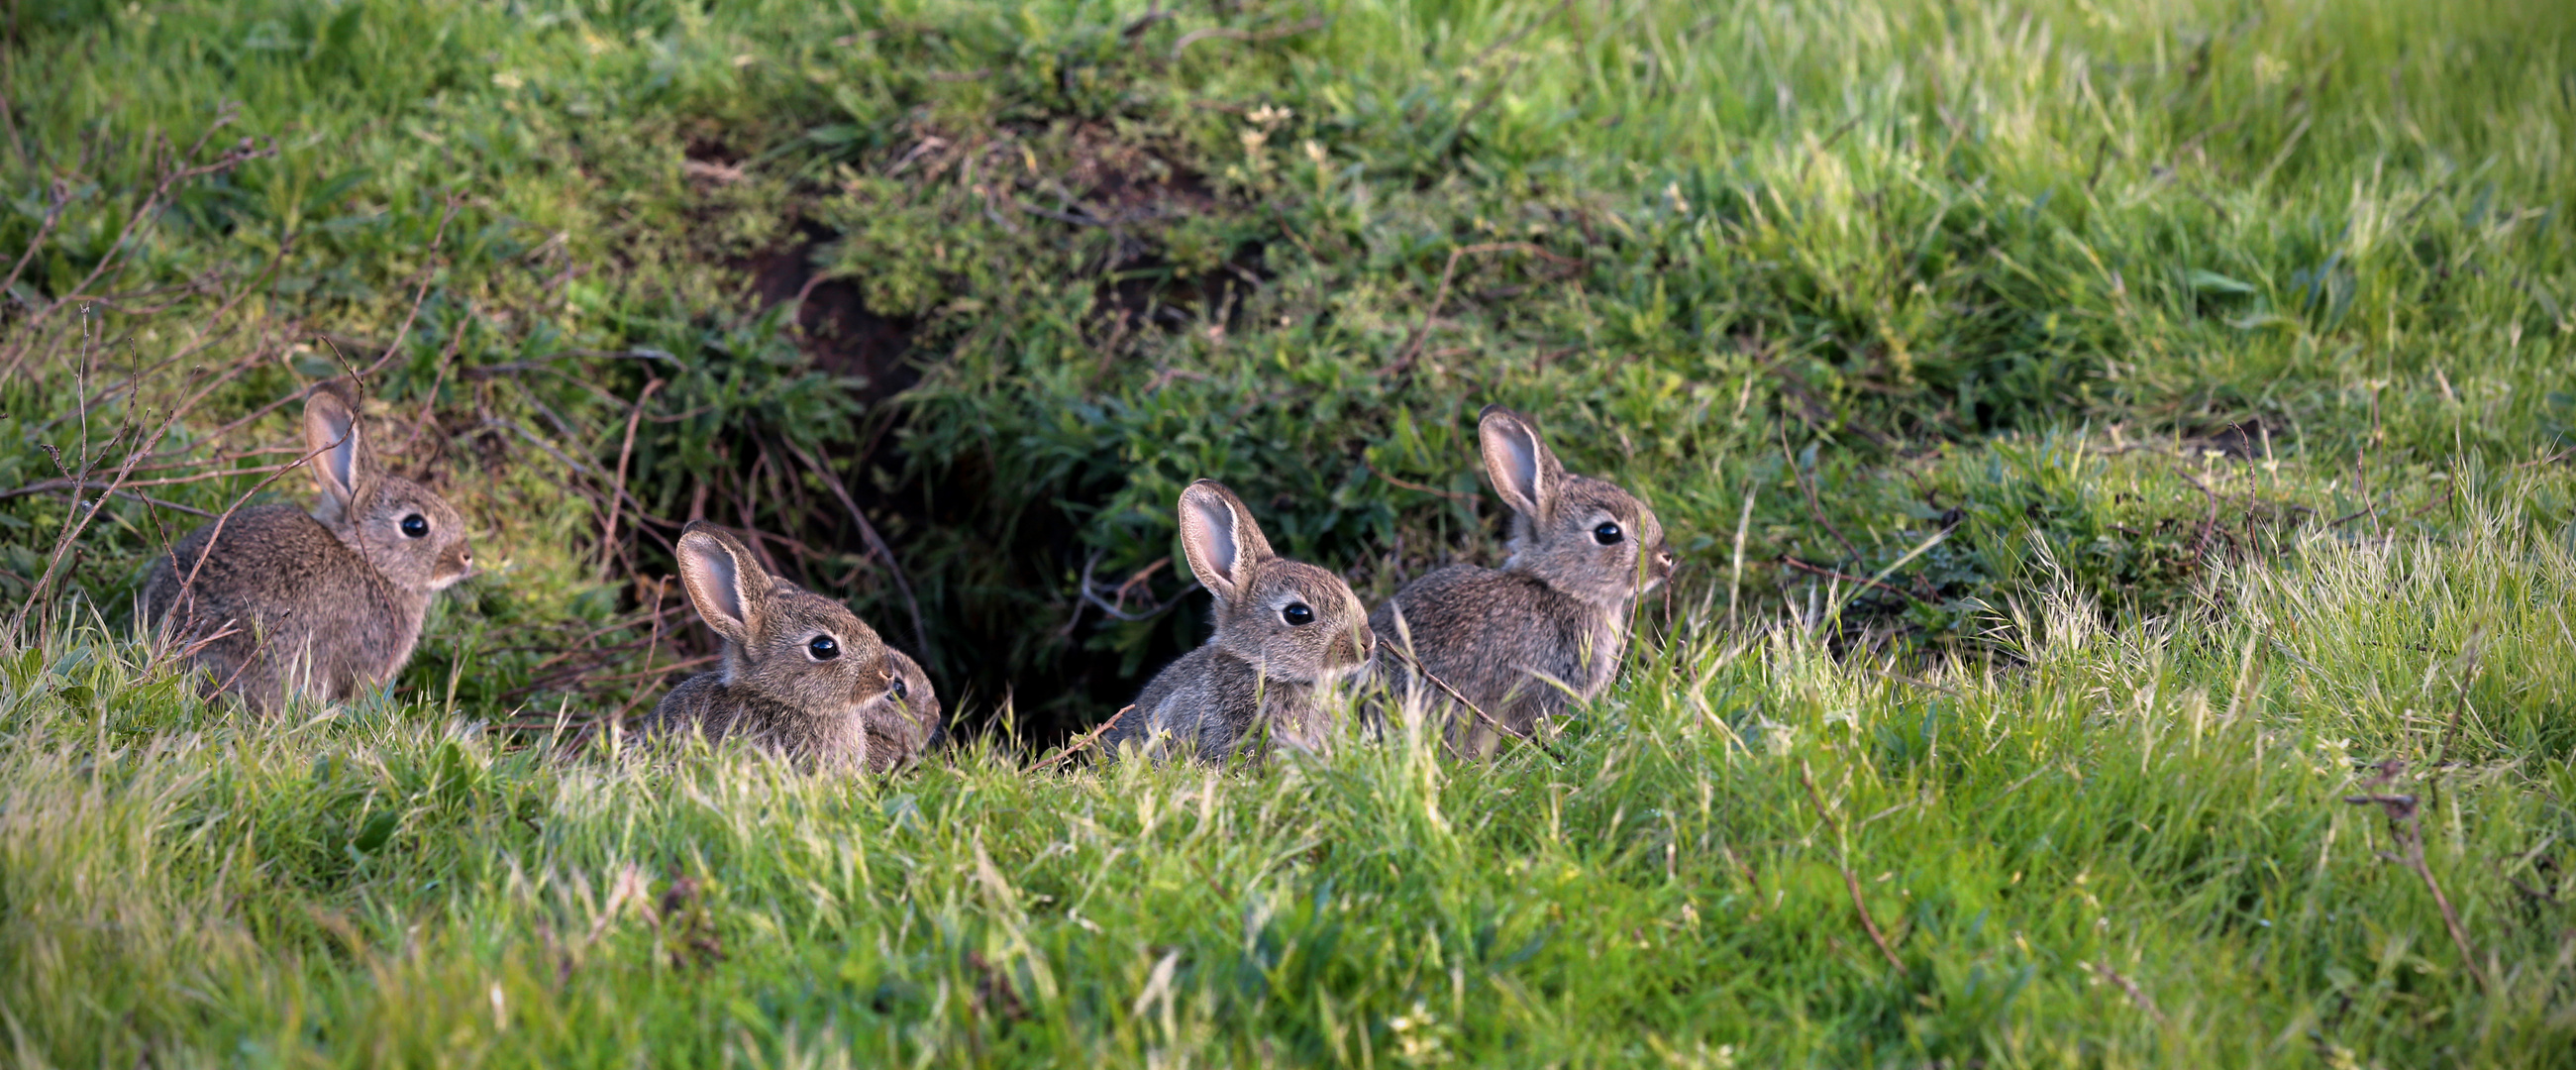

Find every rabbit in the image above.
[1369,404,1674,754]
[864,647,944,772]
[142,379,475,713]
[1102,480,1375,764]
[641,520,925,770]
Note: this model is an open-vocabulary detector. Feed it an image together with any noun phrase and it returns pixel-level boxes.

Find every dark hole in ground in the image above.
[664,179,1275,746]
[741,220,923,403]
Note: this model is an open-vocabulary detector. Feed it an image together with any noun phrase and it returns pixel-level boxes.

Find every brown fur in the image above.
[1370,405,1674,753]
[864,649,944,772]
[1103,481,1375,764]
[142,381,474,712]
[641,521,931,771]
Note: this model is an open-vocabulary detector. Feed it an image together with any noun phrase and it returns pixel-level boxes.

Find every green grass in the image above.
[4,0,2576,1063]
[8,490,2574,1065]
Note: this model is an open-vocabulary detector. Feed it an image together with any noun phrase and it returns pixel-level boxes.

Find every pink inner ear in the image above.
[1182,487,1249,593]
[1201,499,1242,578]
[326,427,361,496]
[681,535,752,632]
[1488,421,1547,514]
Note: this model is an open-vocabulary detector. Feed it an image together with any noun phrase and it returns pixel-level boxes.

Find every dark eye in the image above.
[400,514,429,539]
[888,675,908,701]
[1594,522,1623,545]
[1282,602,1314,626]
[807,635,840,660]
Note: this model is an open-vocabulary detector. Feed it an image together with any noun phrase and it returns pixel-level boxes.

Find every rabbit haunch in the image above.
[1371,404,1674,753]
[1104,480,1375,763]
[643,521,939,771]
[143,381,474,712]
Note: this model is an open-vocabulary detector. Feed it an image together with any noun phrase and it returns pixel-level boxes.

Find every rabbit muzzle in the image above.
[432,541,476,589]
[1327,616,1376,670]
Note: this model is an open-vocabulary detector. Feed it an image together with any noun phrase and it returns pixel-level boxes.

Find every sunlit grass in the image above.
[4,477,2572,1064]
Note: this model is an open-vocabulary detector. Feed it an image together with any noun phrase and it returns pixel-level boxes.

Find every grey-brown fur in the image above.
[864,648,944,772]
[142,380,474,712]
[1102,480,1374,763]
[1370,405,1673,753]
[640,521,927,770]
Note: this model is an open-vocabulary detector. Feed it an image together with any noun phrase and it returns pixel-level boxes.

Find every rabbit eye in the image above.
[888,675,909,701]
[1593,521,1623,545]
[1281,602,1315,626]
[806,635,840,660]
[400,514,430,539]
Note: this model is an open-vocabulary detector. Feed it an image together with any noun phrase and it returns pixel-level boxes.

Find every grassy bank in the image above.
[6,483,2573,1065]
[4,0,2574,1062]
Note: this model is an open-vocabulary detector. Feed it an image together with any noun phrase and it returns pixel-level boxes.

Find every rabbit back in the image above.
[144,504,426,711]
[644,671,874,767]
[1370,563,1623,743]
[1108,644,1331,763]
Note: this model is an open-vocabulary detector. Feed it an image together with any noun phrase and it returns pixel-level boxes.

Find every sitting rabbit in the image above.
[1103,480,1374,763]
[1370,405,1673,753]
[643,520,930,770]
[143,380,474,712]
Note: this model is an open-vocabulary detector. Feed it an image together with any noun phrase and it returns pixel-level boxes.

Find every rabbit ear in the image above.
[675,522,772,644]
[303,381,373,511]
[1177,480,1273,604]
[1479,404,1563,522]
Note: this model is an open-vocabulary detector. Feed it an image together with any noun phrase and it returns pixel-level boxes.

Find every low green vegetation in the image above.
[3,0,2573,1063]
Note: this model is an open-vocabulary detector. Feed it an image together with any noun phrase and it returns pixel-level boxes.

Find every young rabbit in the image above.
[643,520,928,770]
[142,380,474,712]
[866,648,944,772]
[1103,480,1375,763]
[1370,404,1674,754]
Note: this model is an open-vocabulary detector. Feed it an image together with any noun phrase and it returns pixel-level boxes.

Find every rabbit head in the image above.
[673,520,902,723]
[1179,480,1375,684]
[1479,404,1673,607]
[304,381,474,594]
[863,648,943,770]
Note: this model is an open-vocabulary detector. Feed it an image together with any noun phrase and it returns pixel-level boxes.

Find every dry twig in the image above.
[1170,15,1326,59]
[1780,423,1862,566]
[1031,706,1132,771]
[1365,459,1478,502]
[599,378,666,581]
[1780,556,1922,603]
[1799,763,1908,975]
[784,443,930,663]
[1390,242,1583,375]
[2086,960,2166,1022]
[2346,765,2488,991]
[1379,639,1563,762]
